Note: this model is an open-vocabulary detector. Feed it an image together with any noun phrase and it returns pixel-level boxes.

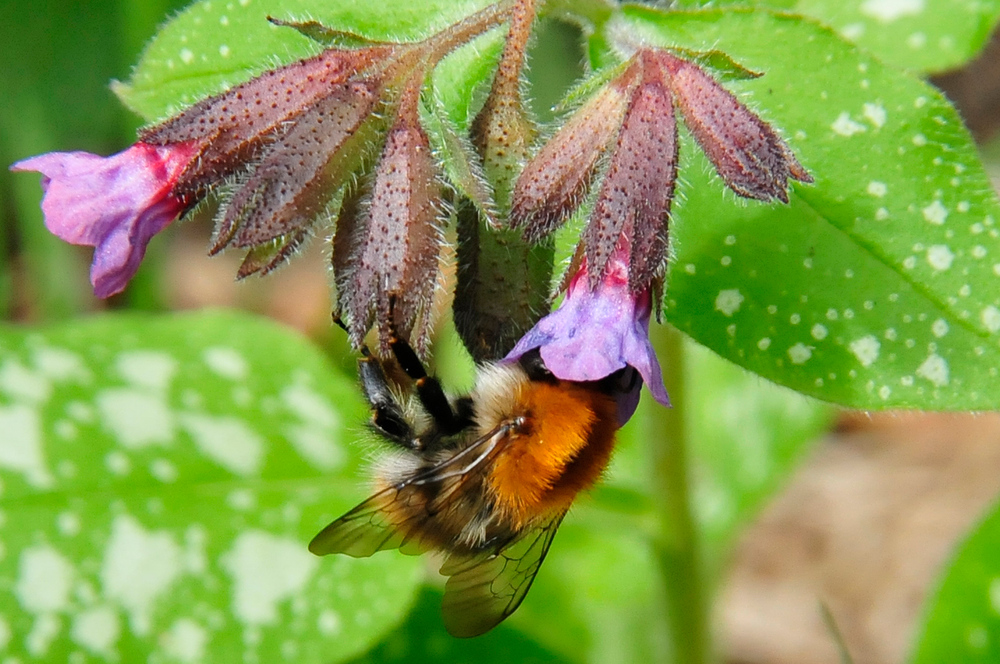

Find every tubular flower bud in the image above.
[584,52,678,293]
[10,45,394,298]
[470,0,537,213]
[511,63,640,241]
[10,5,510,306]
[454,0,555,362]
[11,142,200,298]
[512,46,811,298]
[506,237,669,425]
[214,80,383,264]
[141,46,396,200]
[339,76,444,355]
[650,49,813,202]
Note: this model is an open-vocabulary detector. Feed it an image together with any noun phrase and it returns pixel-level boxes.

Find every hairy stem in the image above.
[425,0,514,63]
[646,324,711,664]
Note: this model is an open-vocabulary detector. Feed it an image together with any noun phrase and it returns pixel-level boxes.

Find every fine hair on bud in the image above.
[583,53,677,293]
[650,50,812,203]
[511,62,640,241]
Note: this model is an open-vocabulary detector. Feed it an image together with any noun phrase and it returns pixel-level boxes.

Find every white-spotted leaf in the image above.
[116,0,497,122]
[617,7,1000,409]
[0,311,423,664]
[787,0,1000,73]
[669,0,1000,73]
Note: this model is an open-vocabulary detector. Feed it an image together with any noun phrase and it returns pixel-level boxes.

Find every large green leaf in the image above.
[913,497,1000,663]
[613,7,1000,409]
[787,0,1000,73]
[668,0,1000,73]
[116,0,497,122]
[0,311,423,663]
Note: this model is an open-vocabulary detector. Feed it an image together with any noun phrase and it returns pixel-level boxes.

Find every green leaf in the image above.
[784,0,1000,73]
[670,47,763,81]
[116,0,498,122]
[264,17,393,49]
[614,7,1000,409]
[347,587,571,664]
[662,0,1000,73]
[913,496,1000,663]
[0,311,423,663]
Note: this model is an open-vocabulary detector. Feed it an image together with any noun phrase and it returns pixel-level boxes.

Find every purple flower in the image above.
[506,243,670,425]
[11,141,200,298]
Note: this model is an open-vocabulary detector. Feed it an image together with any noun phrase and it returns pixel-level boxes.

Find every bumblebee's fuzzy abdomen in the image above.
[487,380,618,528]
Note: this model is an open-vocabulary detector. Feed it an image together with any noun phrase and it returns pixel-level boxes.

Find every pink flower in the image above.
[506,241,670,425]
[11,141,200,298]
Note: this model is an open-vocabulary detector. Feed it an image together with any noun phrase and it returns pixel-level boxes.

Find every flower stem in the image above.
[424,0,513,63]
[645,324,711,664]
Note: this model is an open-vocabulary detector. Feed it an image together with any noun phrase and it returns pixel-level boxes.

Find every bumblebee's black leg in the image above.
[388,332,475,436]
[517,348,557,383]
[334,315,418,448]
[358,354,416,446]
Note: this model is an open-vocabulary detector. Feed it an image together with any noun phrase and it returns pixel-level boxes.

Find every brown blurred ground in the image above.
[163,214,334,336]
[719,413,1000,664]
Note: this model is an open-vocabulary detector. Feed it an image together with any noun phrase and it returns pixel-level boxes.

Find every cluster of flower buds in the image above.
[512,48,812,295]
[11,0,812,417]
[501,48,810,414]
[12,2,513,356]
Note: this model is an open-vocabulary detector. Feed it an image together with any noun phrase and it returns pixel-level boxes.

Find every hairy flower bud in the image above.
[509,46,812,299]
[651,50,812,202]
[584,56,677,292]
[339,82,444,355]
[141,46,394,201]
[213,80,382,263]
[454,0,554,361]
[10,4,519,310]
[470,0,536,213]
[511,64,640,241]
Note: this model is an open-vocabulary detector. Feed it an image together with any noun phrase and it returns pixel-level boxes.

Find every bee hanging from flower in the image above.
[311,275,668,637]
[310,34,810,636]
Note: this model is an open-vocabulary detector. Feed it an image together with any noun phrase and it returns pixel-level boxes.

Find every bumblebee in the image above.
[309,330,631,637]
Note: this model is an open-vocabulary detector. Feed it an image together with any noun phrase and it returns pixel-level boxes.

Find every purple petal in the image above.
[11,142,198,297]
[506,259,669,425]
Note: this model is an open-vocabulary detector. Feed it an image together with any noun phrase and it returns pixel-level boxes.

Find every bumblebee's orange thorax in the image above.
[486,378,617,528]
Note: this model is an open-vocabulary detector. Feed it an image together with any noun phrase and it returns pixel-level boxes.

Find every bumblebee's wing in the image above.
[308,486,420,557]
[309,424,510,558]
[438,511,566,638]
